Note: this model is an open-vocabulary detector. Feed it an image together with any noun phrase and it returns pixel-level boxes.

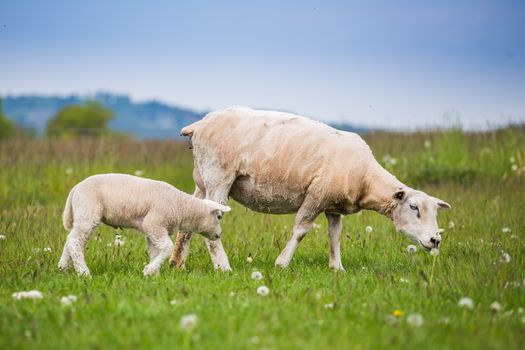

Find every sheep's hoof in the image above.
[76,269,91,278]
[169,257,186,269]
[214,264,232,272]
[143,265,160,276]
[58,263,72,272]
[329,264,346,272]
[274,257,290,269]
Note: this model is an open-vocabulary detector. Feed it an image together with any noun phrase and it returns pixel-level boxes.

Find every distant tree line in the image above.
[0,98,114,139]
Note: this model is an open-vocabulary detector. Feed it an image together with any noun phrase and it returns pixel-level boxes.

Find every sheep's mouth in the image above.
[418,240,433,251]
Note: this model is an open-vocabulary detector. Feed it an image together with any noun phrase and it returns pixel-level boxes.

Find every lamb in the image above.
[58,173,231,276]
[169,106,451,271]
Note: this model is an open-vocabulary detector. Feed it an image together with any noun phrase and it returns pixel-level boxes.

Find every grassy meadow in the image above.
[0,127,524,349]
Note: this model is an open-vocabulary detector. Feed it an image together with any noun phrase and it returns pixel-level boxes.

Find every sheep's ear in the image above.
[392,189,406,201]
[204,199,231,213]
[432,197,451,210]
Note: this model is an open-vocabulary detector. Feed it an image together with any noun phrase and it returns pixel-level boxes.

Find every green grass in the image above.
[1,128,524,349]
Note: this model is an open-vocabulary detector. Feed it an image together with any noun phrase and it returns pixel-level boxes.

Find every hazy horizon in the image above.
[1,0,524,130]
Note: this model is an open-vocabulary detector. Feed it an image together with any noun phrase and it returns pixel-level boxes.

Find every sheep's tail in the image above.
[62,186,76,230]
[180,123,197,138]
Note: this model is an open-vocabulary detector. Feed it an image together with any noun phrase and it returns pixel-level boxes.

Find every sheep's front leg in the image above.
[146,237,159,260]
[275,203,320,268]
[169,186,205,269]
[143,232,174,276]
[326,213,345,271]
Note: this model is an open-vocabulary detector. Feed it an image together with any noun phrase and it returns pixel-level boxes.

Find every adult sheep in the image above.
[170,106,450,271]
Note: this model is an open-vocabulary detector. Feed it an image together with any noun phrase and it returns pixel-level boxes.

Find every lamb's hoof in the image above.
[143,265,160,276]
[214,264,232,272]
[76,269,91,277]
[274,260,290,269]
[58,263,72,272]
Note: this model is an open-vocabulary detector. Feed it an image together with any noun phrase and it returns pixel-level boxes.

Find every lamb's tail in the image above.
[180,123,197,138]
[62,186,76,230]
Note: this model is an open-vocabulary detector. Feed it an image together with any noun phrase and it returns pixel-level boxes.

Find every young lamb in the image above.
[58,173,231,276]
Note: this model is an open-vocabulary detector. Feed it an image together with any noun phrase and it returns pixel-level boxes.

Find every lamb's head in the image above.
[391,188,451,251]
[195,199,231,240]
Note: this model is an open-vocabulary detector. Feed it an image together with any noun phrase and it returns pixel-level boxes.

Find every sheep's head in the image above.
[196,200,231,240]
[391,189,450,251]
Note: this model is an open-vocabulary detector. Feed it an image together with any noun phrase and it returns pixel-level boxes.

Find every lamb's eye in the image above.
[409,204,418,211]
[217,214,223,220]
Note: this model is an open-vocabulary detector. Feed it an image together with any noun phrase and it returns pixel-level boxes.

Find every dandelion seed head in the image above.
[511,164,518,171]
[500,251,511,263]
[65,167,73,175]
[257,285,269,296]
[458,297,474,309]
[365,226,373,233]
[180,314,198,331]
[170,299,177,305]
[501,227,511,233]
[324,303,334,309]
[60,295,77,306]
[406,313,424,327]
[0,234,6,240]
[134,170,144,177]
[251,271,263,280]
[490,302,502,312]
[448,221,455,229]
[12,290,44,300]
[407,245,417,253]
[430,248,440,256]
[246,256,253,263]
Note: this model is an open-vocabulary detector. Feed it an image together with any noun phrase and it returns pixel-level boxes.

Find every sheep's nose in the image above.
[430,236,441,248]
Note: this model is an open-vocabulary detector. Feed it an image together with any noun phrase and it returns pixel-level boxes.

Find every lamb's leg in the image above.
[58,234,73,271]
[326,213,345,271]
[146,237,159,260]
[67,223,95,276]
[275,199,321,268]
[169,186,205,268]
[143,231,173,276]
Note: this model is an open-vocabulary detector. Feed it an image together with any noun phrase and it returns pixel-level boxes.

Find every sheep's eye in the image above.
[217,214,223,220]
[409,204,418,210]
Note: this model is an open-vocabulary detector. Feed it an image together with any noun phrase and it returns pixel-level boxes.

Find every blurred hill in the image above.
[3,93,366,138]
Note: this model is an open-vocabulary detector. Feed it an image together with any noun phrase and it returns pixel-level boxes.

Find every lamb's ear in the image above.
[392,189,406,202]
[203,199,231,213]
[432,197,451,210]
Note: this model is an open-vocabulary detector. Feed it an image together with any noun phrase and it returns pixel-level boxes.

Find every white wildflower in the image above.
[0,234,6,240]
[510,156,516,163]
[180,314,198,331]
[400,277,410,284]
[501,227,511,233]
[424,140,432,149]
[257,285,269,297]
[60,294,77,306]
[113,237,125,246]
[490,302,502,312]
[246,256,253,263]
[365,226,373,233]
[12,290,44,300]
[406,313,424,327]
[448,221,455,229]
[500,251,511,263]
[324,303,334,309]
[44,247,52,253]
[251,271,263,280]
[458,297,474,309]
[511,164,518,171]
[170,299,177,305]
[134,170,144,176]
[430,248,440,256]
[312,223,321,229]
[229,291,236,298]
[65,167,73,175]
[407,245,417,253]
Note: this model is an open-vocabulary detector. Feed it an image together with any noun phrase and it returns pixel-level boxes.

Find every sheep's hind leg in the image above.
[326,213,345,271]
[67,223,96,277]
[275,196,321,268]
[58,234,73,271]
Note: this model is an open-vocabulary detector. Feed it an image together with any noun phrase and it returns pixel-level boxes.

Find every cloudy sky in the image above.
[1,0,524,129]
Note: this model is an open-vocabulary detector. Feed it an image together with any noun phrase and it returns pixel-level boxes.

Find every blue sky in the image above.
[1,0,524,129]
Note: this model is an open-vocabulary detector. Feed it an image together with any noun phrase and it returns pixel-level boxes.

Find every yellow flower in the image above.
[392,309,403,317]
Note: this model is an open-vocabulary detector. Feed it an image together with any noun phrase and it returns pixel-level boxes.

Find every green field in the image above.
[1,128,524,349]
